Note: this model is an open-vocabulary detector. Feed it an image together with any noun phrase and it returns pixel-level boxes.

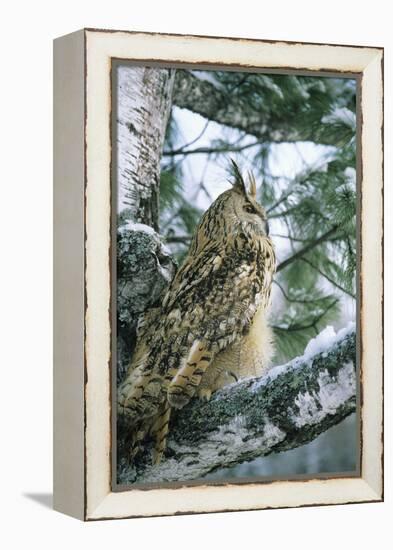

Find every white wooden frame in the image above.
[53,28,383,521]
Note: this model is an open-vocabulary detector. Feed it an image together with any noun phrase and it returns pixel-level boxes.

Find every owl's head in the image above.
[227,160,270,237]
[188,161,270,257]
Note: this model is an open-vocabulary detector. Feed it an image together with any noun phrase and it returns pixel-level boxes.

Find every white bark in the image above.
[117,66,175,229]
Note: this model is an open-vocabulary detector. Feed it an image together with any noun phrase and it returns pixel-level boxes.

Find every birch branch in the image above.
[118,328,356,484]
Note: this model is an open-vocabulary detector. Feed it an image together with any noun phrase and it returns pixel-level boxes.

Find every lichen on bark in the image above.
[116,224,176,382]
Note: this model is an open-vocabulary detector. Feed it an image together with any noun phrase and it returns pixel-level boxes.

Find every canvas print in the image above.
[114,64,358,486]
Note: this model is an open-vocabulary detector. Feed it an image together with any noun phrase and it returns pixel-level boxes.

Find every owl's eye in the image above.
[244,204,255,214]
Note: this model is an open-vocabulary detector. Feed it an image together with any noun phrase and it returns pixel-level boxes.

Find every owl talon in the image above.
[152,449,163,465]
[167,388,191,409]
[198,388,212,401]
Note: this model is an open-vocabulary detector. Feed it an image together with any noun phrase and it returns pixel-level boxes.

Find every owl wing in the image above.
[118,239,271,463]
[163,242,267,408]
[119,241,268,421]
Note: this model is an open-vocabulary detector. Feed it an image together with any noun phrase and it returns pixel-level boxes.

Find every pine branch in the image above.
[272,298,339,334]
[301,257,355,299]
[118,329,356,484]
[163,139,264,157]
[271,234,310,242]
[273,279,323,304]
[165,234,192,244]
[276,225,339,273]
[172,70,346,146]
[165,119,210,155]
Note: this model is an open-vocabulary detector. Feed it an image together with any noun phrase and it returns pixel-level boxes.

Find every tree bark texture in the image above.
[117,66,175,230]
[172,70,341,146]
[118,326,356,484]
[116,224,177,383]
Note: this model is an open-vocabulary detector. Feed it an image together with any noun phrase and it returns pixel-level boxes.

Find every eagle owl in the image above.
[118,161,276,464]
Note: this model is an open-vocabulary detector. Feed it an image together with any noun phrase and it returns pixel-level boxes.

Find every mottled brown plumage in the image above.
[118,161,276,464]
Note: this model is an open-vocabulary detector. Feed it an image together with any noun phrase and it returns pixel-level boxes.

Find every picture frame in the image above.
[53,28,383,521]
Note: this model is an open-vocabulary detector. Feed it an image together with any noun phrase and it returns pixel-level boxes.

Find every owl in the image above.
[118,161,276,464]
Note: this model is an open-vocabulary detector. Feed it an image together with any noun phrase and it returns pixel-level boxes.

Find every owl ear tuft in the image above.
[229,159,247,196]
[247,171,257,199]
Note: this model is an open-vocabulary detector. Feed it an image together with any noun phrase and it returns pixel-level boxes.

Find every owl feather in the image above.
[118,162,276,464]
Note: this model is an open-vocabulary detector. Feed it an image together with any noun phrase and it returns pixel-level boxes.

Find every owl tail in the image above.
[118,365,165,424]
[167,339,213,409]
[150,403,172,465]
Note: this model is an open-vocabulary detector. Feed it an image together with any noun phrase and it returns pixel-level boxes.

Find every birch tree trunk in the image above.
[117,66,175,230]
[116,67,176,380]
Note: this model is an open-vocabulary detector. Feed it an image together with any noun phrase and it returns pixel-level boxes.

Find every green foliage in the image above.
[159,166,184,211]
[272,281,341,364]
[159,70,357,363]
[206,71,356,146]
[266,148,356,360]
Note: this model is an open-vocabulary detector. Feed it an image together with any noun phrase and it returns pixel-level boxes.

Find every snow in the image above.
[160,242,172,256]
[303,322,355,361]
[335,183,352,195]
[119,221,173,259]
[321,107,356,130]
[120,221,157,236]
[343,166,356,191]
[303,325,336,359]
[190,70,226,90]
[290,361,356,428]
[251,321,355,392]
[344,166,356,182]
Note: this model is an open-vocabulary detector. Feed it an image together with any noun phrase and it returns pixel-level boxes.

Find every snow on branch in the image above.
[118,325,356,485]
